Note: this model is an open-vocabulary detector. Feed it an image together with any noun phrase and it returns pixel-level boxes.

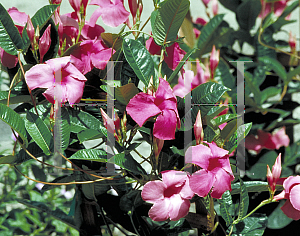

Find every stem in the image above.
[136,16,151,38]
[158,47,165,78]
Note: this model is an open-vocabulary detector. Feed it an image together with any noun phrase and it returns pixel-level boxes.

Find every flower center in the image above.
[164,185,181,198]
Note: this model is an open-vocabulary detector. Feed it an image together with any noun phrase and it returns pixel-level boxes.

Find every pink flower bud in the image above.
[209,45,220,79]
[128,0,138,18]
[212,0,218,16]
[39,25,51,62]
[202,0,210,7]
[267,153,282,193]
[100,108,120,138]
[26,16,35,46]
[289,31,296,52]
[153,137,164,160]
[204,63,210,81]
[194,110,203,145]
[138,0,143,16]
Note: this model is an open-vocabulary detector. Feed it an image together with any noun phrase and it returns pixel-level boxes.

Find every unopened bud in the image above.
[26,16,35,47]
[210,45,220,78]
[39,25,51,62]
[194,110,204,145]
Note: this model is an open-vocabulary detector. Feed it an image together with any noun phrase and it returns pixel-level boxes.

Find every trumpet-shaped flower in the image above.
[89,0,130,27]
[185,142,234,199]
[25,56,87,104]
[245,127,289,154]
[274,175,300,220]
[141,170,194,221]
[70,39,114,74]
[267,153,282,193]
[126,78,180,140]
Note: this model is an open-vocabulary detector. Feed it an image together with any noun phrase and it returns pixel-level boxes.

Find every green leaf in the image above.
[61,107,71,151]
[122,38,155,86]
[256,28,276,59]
[41,175,76,195]
[24,111,53,156]
[0,3,24,55]
[219,0,240,12]
[258,56,287,83]
[204,125,217,143]
[230,213,267,236]
[247,151,278,179]
[191,82,230,116]
[151,0,190,45]
[236,0,261,31]
[14,142,45,164]
[260,86,281,104]
[213,114,239,127]
[68,108,107,136]
[197,14,224,56]
[115,83,139,105]
[0,155,18,165]
[77,129,105,143]
[217,190,234,226]
[110,152,147,175]
[237,179,249,221]
[283,141,300,167]
[287,65,300,83]
[168,47,197,84]
[22,5,59,51]
[0,103,28,147]
[69,149,107,162]
[0,91,16,100]
[231,181,283,195]
[267,201,293,229]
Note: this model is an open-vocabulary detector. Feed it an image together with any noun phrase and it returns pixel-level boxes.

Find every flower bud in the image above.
[267,153,282,193]
[100,108,121,140]
[26,16,35,47]
[212,0,218,16]
[153,137,164,164]
[204,63,210,81]
[194,110,203,145]
[289,31,296,53]
[138,0,143,16]
[39,25,51,63]
[210,45,220,79]
[128,0,138,18]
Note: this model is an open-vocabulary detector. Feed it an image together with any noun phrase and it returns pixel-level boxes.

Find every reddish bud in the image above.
[138,0,143,16]
[100,108,120,139]
[267,153,282,193]
[39,25,51,62]
[128,0,138,18]
[153,137,164,160]
[209,45,220,78]
[289,31,296,52]
[194,110,204,145]
[204,63,210,81]
[212,0,218,16]
[202,0,210,8]
[26,16,35,47]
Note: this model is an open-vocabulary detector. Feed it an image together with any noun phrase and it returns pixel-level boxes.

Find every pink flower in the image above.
[60,189,73,199]
[185,142,234,199]
[25,56,87,104]
[260,0,289,18]
[89,0,130,27]
[39,25,51,63]
[35,183,44,190]
[70,39,114,74]
[210,45,220,79]
[69,0,89,20]
[194,110,203,145]
[267,153,282,193]
[126,78,181,140]
[58,14,79,51]
[0,49,18,68]
[274,176,300,220]
[173,59,207,98]
[146,37,186,70]
[141,170,194,221]
[81,21,105,40]
[245,127,289,154]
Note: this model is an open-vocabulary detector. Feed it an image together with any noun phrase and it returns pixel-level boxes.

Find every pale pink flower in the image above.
[245,127,289,154]
[141,170,194,221]
[173,60,207,98]
[25,56,87,104]
[39,25,51,63]
[185,142,234,199]
[126,78,180,140]
[194,110,203,145]
[89,0,130,27]
[274,175,300,220]
[146,37,186,70]
[267,153,282,193]
[35,183,44,190]
[212,0,218,16]
[60,189,73,199]
[70,39,114,74]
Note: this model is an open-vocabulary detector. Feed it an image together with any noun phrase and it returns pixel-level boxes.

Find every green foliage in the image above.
[217,190,234,226]
[267,201,293,229]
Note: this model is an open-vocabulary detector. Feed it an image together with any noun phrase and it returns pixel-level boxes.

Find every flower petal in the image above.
[189,169,214,197]
[281,199,300,220]
[161,170,186,188]
[25,64,54,91]
[168,195,190,221]
[155,77,177,103]
[153,109,177,140]
[206,142,229,159]
[185,144,211,169]
[141,180,165,203]
[290,184,300,211]
[283,176,300,195]
[148,199,170,221]
[210,168,233,199]
[126,93,161,127]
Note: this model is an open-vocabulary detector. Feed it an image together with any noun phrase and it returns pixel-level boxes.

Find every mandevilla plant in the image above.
[0,0,300,235]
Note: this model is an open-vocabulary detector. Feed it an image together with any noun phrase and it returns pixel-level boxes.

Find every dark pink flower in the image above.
[25,56,87,104]
[274,175,300,220]
[26,16,35,47]
[173,60,207,98]
[202,0,211,7]
[89,0,130,27]
[0,48,18,68]
[146,37,186,70]
[245,127,289,154]
[81,21,105,40]
[260,0,289,18]
[267,153,282,193]
[70,39,114,74]
[126,78,181,140]
[58,14,79,51]
[141,170,194,221]
[39,25,51,63]
[185,142,234,199]
[69,0,89,20]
